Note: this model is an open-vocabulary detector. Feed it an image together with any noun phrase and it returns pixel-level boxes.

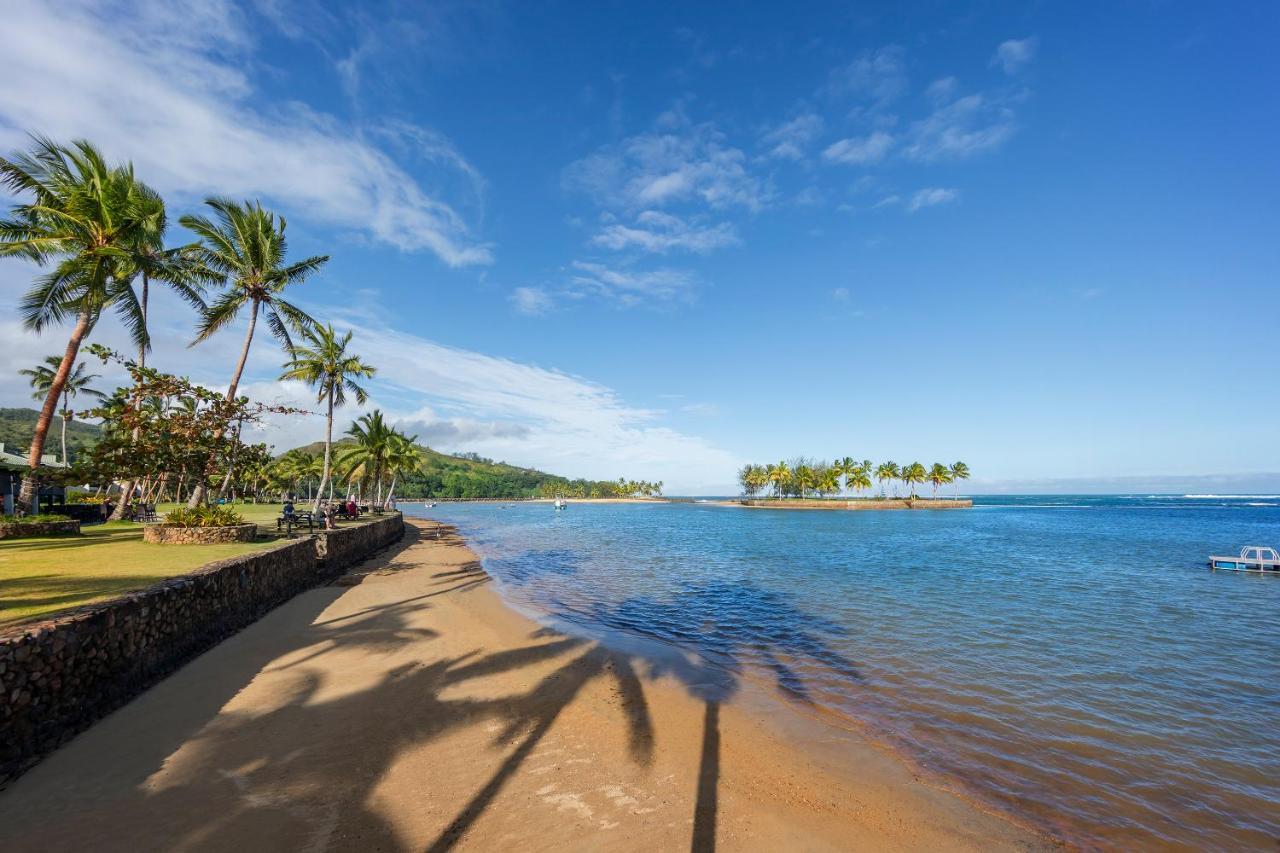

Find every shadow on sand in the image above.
[0,521,863,853]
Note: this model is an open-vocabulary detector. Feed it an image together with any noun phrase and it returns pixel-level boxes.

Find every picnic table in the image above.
[276,511,315,534]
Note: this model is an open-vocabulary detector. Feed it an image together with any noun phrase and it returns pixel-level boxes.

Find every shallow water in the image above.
[405,496,1280,848]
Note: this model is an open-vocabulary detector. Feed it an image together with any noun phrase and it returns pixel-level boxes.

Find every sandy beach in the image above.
[0,518,1055,852]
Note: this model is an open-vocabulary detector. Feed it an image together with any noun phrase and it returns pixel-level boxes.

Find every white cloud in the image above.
[591,211,738,254]
[759,113,825,161]
[832,287,850,301]
[822,131,895,165]
[564,120,769,212]
[827,46,908,105]
[907,187,959,212]
[567,262,697,306]
[0,0,491,267]
[510,286,555,316]
[902,93,1016,161]
[991,37,1038,75]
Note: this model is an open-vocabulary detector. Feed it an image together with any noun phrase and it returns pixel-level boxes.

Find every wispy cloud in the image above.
[826,45,908,105]
[759,113,825,161]
[591,211,738,254]
[563,118,770,212]
[907,187,959,212]
[822,130,895,165]
[991,37,1038,75]
[902,93,1016,161]
[0,0,492,267]
[567,262,698,306]
[510,286,555,316]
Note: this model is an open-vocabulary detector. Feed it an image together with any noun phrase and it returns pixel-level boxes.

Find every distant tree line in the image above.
[738,458,970,500]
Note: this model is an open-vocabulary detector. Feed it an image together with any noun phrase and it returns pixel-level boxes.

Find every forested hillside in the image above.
[0,408,102,461]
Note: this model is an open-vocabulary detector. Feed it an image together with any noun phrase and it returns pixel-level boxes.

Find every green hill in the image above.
[283,438,618,499]
[0,407,102,462]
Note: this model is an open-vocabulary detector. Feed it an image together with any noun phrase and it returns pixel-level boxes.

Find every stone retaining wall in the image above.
[0,512,404,786]
[142,523,258,544]
[0,519,81,540]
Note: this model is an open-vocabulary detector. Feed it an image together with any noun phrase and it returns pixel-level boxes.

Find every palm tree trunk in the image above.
[19,311,93,513]
[189,300,258,507]
[115,274,150,519]
[59,392,69,466]
[312,391,334,515]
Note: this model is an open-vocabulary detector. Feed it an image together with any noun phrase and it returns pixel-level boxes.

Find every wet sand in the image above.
[0,519,1056,852]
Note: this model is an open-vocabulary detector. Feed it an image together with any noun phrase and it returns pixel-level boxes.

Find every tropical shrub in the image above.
[163,504,245,527]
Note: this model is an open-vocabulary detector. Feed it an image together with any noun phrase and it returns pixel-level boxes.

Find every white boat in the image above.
[1209,546,1280,573]
[554,498,567,510]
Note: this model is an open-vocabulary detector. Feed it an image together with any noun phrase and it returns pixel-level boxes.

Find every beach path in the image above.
[0,519,1050,852]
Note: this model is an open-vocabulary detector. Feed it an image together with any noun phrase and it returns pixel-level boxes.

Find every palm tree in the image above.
[875,461,900,497]
[0,137,159,511]
[112,191,211,517]
[19,356,103,465]
[902,462,927,499]
[847,461,873,496]
[949,461,970,498]
[338,410,394,506]
[927,462,953,499]
[382,431,421,507]
[182,198,329,505]
[766,461,791,499]
[834,456,855,494]
[280,324,376,512]
[816,463,841,497]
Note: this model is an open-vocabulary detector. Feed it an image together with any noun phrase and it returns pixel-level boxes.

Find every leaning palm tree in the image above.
[19,356,104,465]
[183,198,329,505]
[949,461,971,498]
[847,461,873,496]
[0,137,159,511]
[280,324,376,512]
[876,461,900,497]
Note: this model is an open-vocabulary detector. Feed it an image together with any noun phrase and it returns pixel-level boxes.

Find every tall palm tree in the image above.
[182,198,328,505]
[875,461,900,497]
[766,461,791,500]
[928,462,953,499]
[280,324,376,512]
[19,356,104,465]
[834,456,855,494]
[0,137,159,511]
[949,461,971,498]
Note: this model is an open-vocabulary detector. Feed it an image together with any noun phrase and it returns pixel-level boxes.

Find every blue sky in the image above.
[1,1,1278,493]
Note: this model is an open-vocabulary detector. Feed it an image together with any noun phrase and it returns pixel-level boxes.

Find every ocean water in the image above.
[404,496,1280,848]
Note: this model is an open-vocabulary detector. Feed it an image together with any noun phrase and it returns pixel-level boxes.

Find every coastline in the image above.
[728,498,973,511]
[0,518,1055,851]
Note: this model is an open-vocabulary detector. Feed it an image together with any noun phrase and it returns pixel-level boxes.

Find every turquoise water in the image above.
[405,496,1280,848]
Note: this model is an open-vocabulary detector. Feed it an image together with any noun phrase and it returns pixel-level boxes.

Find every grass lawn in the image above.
[1,502,391,628]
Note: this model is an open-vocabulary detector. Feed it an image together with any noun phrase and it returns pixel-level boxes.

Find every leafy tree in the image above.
[280,324,375,511]
[766,461,791,499]
[337,410,394,504]
[19,356,103,464]
[846,460,873,496]
[183,198,328,505]
[0,138,162,511]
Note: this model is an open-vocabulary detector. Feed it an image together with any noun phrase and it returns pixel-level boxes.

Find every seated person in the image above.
[282,498,296,518]
[345,499,358,518]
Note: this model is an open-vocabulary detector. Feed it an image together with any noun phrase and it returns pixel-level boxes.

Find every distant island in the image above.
[737,458,972,509]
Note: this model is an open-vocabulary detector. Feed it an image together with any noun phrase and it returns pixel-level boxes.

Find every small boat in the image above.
[1209,546,1280,573]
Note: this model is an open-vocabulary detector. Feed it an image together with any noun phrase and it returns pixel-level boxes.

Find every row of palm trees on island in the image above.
[738,458,970,500]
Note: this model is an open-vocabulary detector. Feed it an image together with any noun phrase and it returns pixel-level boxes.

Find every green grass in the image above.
[0,500,391,628]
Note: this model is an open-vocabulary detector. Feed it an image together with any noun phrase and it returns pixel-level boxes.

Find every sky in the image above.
[0,0,1277,494]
